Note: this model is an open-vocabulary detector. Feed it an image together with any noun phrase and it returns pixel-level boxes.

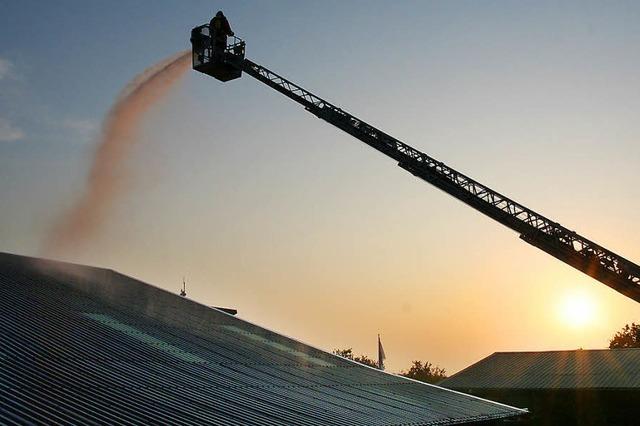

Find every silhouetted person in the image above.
[210,11,234,62]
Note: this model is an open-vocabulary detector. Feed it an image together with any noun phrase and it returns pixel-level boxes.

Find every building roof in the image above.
[0,252,524,425]
[440,349,640,391]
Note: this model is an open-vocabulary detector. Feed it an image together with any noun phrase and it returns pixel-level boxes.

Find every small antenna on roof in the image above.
[180,277,187,297]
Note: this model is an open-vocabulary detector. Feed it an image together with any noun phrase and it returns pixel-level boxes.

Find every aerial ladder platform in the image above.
[190,26,640,303]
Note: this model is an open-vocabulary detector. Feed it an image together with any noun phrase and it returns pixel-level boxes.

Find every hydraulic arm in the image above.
[191,31,640,303]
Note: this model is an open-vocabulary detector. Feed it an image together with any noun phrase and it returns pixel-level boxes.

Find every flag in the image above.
[378,334,386,370]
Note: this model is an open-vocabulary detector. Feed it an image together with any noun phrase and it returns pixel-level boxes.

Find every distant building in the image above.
[441,349,640,425]
[0,252,524,425]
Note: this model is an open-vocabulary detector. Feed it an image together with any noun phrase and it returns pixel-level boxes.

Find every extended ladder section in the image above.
[191,31,640,303]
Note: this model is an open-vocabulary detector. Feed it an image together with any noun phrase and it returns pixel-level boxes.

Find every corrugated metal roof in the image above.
[441,349,640,391]
[0,252,524,425]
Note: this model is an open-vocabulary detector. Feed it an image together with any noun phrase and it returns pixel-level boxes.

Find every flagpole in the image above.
[377,334,386,370]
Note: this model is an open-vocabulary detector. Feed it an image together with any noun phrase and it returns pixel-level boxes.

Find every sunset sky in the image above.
[1,1,639,373]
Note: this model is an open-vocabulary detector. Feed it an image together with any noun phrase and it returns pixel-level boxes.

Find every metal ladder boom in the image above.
[241,58,640,302]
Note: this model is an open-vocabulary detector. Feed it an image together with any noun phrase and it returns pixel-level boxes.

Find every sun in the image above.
[559,292,595,327]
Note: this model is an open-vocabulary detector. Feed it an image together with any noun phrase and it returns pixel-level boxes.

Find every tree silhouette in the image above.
[333,348,379,369]
[609,323,640,349]
[400,360,447,384]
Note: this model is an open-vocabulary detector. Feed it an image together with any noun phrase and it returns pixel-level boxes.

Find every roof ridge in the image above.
[492,348,640,355]
[0,251,526,423]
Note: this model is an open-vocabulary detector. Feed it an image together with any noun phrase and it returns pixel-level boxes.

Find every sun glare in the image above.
[559,293,595,327]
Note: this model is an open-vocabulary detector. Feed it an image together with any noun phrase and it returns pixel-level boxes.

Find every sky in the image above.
[1,1,639,374]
